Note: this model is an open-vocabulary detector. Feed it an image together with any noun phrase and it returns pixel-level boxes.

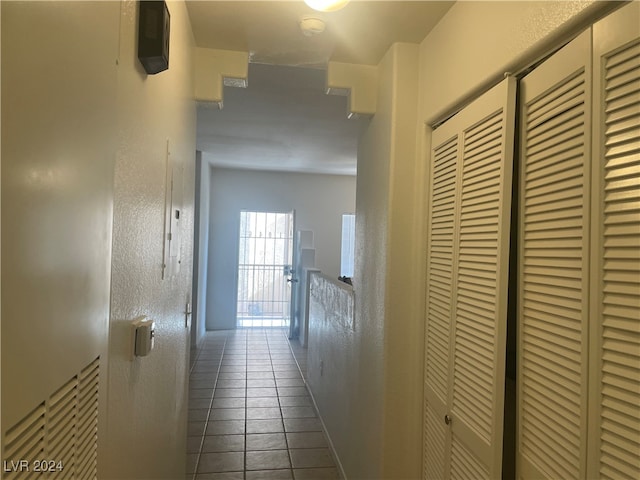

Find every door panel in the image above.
[590,3,640,478]
[424,77,516,480]
[518,30,591,480]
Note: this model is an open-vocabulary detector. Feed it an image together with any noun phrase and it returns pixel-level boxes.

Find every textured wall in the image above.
[419,0,609,123]
[380,42,423,480]
[310,43,422,479]
[192,152,210,350]
[1,0,119,433]
[307,272,355,477]
[104,1,196,478]
[206,168,356,330]
[312,41,398,480]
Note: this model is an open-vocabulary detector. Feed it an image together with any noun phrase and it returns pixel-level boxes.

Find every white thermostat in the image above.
[132,316,155,357]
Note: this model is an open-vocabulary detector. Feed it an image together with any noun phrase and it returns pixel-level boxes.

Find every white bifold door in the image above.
[518,3,639,479]
[423,77,517,480]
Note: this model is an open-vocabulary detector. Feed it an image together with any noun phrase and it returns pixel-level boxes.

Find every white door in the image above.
[424,77,517,480]
[236,210,294,328]
[518,29,592,479]
[589,4,640,478]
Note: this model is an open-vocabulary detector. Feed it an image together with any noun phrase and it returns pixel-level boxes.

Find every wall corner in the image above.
[326,61,378,118]
[194,47,249,108]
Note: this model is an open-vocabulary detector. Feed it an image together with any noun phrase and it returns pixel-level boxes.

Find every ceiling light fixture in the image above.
[304,0,350,13]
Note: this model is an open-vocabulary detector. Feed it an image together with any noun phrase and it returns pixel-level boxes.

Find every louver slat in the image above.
[519,30,590,480]
[425,135,458,404]
[597,36,640,480]
[425,77,514,480]
[450,434,490,480]
[424,132,459,480]
[46,377,78,478]
[424,399,447,480]
[76,358,100,480]
[1,357,100,480]
[3,404,46,480]
[452,110,505,445]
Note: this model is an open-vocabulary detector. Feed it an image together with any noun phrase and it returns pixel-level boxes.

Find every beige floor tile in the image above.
[283,418,323,433]
[273,365,300,373]
[245,450,291,471]
[196,471,244,480]
[202,435,245,453]
[247,397,280,408]
[286,432,328,449]
[206,420,245,435]
[247,371,275,380]
[278,396,313,407]
[247,387,278,397]
[246,469,293,480]
[212,397,246,409]
[198,452,244,473]
[277,387,308,397]
[293,467,340,480]
[219,366,247,373]
[275,378,305,388]
[216,379,246,389]
[209,408,246,421]
[247,365,274,372]
[247,379,276,388]
[214,388,246,398]
[246,407,282,420]
[217,372,247,380]
[290,449,335,469]
[281,406,316,419]
[246,419,284,434]
[221,360,246,366]
[274,371,303,379]
[246,433,287,451]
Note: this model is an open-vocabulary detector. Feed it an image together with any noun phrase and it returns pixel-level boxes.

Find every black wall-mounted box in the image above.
[138,1,170,75]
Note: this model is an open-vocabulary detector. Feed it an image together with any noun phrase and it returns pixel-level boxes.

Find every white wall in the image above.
[105,1,196,478]
[2,1,196,478]
[419,0,609,124]
[206,167,356,330]
[192,152,210,350]
[306,42,422,480]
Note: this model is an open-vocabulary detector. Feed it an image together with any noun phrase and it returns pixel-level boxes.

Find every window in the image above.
[340,214,355,278]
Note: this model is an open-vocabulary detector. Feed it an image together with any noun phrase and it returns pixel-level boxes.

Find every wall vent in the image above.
[2,357,100,480]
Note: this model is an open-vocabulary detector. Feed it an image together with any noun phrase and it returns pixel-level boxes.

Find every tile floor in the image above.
[187,328,341,480]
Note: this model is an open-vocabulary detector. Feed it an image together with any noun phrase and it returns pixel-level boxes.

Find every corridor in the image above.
[187,329,340,479]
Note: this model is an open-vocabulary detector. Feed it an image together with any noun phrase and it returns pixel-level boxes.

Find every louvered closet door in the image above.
[424,77,517,480]
[518,30,592,479]
[589,3,640,479]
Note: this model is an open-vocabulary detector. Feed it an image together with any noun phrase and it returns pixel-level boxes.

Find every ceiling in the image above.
[198,63,363,175]
[188,1,454,175]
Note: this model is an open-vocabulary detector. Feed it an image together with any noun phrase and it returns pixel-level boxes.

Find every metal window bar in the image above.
[237,211,293,328]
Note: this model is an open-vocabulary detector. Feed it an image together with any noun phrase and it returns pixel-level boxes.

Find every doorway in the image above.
[236,210,294,328]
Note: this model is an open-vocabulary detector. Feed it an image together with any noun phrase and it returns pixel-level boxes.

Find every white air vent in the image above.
[2,357,100,480]
[3,404,46,479]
